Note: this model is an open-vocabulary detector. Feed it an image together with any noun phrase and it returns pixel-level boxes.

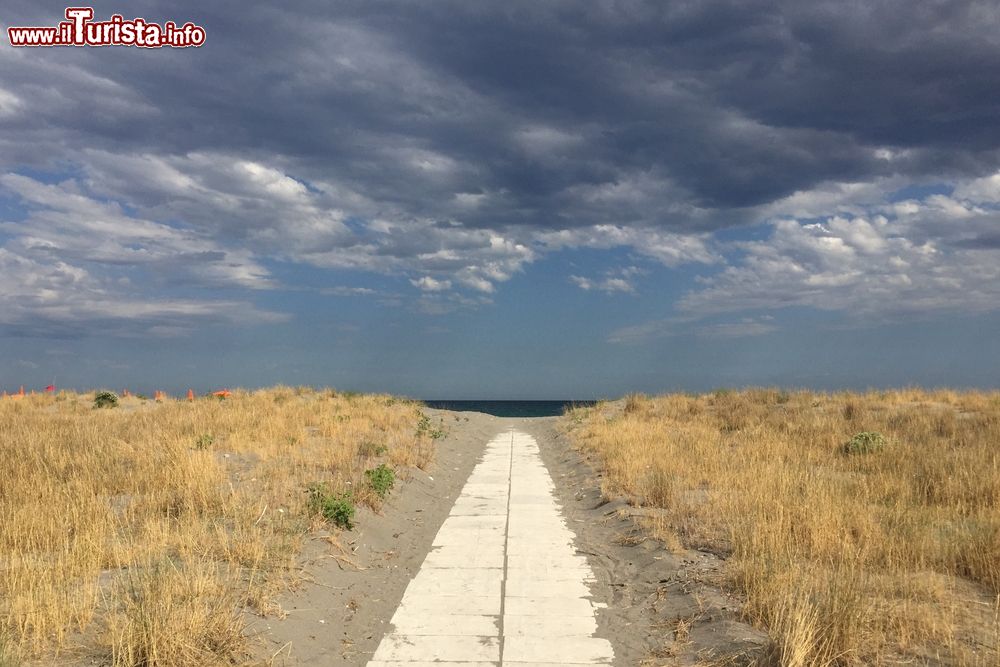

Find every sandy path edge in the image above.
[249,410,506,665]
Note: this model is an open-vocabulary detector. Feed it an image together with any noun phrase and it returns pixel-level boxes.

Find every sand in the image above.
[251,411,766,666]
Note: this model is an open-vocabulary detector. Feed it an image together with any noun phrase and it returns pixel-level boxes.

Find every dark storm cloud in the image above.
[5,0,1000,220]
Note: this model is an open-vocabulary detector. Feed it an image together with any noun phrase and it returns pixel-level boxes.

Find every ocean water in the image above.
[422,400,596,418]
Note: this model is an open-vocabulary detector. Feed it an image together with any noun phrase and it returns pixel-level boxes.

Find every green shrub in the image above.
[306,483,355,529]
[93,391,119,409]
[194,434,215,450]
[359,440,388,457]
[365,464,395,499]
[415,413,446,439]
[843,431,886,455]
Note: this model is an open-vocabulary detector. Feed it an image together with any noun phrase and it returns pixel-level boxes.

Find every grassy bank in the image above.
[0,387,435,666]
[565,389,1000,666]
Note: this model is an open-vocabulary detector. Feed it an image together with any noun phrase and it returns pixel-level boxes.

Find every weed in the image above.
[624,393,646,414]
[416,413,446,439]
[193,434,215,450]
[359,440,388,457]
[93,391,119,409]
[306,482,355,529]
[364,464,395,499]
[416,413,431,435]
[843,431,886,455]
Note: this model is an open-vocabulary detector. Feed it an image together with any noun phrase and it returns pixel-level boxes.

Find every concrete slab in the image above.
[367,428,613,666]
[503,577,593,598]
[501,636,614,664]
[421,544,505,568]
[503,596,604,617]
[390,613,499,636]
[371,635,500,662]
[404,575,501,598]
[395,594,502,616]
[502,614,599,637]
[368,663,497,667]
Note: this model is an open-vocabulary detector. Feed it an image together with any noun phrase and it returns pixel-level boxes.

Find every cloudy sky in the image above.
[2,1,999,397]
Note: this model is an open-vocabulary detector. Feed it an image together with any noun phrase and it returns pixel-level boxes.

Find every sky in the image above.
[1,1,999,398]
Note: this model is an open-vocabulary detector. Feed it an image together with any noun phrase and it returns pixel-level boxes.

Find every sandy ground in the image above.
[252,411,766,666]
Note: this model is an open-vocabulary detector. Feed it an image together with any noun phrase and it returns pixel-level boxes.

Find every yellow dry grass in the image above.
[0,387,434,666]
[566,389,1000,666]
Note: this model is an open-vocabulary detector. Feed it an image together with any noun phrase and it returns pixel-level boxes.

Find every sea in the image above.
[421,400,596,418]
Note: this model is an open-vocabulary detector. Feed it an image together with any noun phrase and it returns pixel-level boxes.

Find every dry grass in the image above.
[566,388,1000,666]
[0,387,434,665]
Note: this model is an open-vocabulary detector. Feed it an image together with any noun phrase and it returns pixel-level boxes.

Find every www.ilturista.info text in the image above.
[7,7,206,48]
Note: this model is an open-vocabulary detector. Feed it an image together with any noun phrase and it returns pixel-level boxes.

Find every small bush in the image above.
[359,440,388,457]
[194,434,215,450]
[365,464,395,499]
[843,431,886,455]
[306,483,355,529]
[93,391,119,409]
[415,413,446,439]
[624,393,646,414]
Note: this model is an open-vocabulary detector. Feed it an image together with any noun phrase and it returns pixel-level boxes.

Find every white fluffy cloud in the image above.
[7,149,1000,338]
[0,247,283,336]
[1,173,274,290]
[538,225,719,267]
[679,181,1000,317]
[1,154,723,334]
[570,266,646,294]
[9,150,726,302]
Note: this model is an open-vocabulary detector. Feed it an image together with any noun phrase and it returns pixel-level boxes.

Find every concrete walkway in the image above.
[368,428,614,666]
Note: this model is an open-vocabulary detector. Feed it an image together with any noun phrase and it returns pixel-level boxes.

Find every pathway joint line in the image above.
[497,427,514,665]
